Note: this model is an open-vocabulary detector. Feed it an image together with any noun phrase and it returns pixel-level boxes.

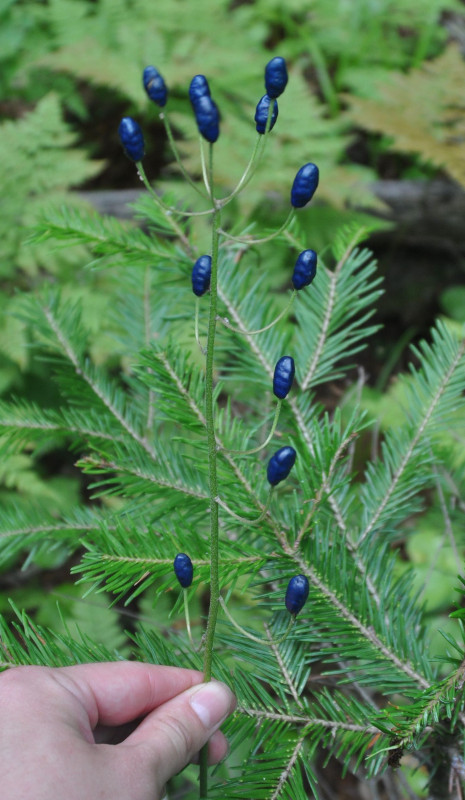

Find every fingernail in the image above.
[189,681,235,730]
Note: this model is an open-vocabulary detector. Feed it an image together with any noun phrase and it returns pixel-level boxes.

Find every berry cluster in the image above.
[118,57,318,646]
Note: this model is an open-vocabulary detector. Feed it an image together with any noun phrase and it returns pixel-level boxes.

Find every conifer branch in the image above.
[79,456,209,501]
[358,333,465,546]
[265,623,304,708]
[41,301,157,460]
[0,415,125,444]
[239,707,378,733]
[389,660,465,748]
[294,430,357,548]
[432,461,462,575]
[288,548,430,690]
[157,350,274,521]
[97,554,263,567]
[289,402,386,615]
[0,522,108,541]
[217,282,274,379]
[300,235,359,391]
[270,736,305,800]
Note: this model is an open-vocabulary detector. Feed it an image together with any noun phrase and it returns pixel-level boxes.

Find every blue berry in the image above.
[174,553,193,588]
[143,66,168,107]
[273,356,295,399]
[189,74,211,104]
[292,250,318,291]
[192,255,212,297]
[118,117,145,162]
[291,163,319,208]
[285,575,309,615]
[265,57,288,99]
[191,94,220,143]
[254,95,278,134]
[267,446,297,486]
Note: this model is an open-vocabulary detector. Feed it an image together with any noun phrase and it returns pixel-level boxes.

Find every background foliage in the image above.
[2,1,465,798]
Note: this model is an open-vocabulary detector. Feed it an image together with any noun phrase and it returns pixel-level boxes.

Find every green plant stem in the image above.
[219,596,295,645]
[194,298,206,354]
[200,137,210,195]
[218,209,295,245]
[218,100,274,206]
[160,111,208,199]
[215,486,274,525]
[218,290,296,336]
[183,587,195,649]
[135,162,194,255]
[199,144,221,799]
[223,400,282,455]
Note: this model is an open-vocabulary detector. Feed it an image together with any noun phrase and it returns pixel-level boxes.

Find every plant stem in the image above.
[218,209,295,245]
[199,145,221,798]
[160,112,208,199]
[223,400,282,455]
[136,162,194,256]
[218,291,296,336]
[219,596,295,645]
[183,588,195,649]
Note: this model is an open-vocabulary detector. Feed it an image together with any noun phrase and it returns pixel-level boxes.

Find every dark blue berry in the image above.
[174,553,193,588]
[191,94,220,143]
[291,163,319,208]
[192,255,212,297]
[189,74,211,104]
[254,95,278,134]
[273,356,295,399]
[285,575,309,615]
[267,446,297,486]
[118,117,145,162]
[265,57,288,99]
[143,66,168,107]
[292,250,318,291]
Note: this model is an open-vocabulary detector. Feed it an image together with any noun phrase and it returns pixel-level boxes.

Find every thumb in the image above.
[125,680,235,789]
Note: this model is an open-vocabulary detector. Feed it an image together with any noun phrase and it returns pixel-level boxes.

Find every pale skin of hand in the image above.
[0,661,236,800]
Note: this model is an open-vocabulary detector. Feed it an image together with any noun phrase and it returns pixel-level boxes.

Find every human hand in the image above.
[0,661,236,800]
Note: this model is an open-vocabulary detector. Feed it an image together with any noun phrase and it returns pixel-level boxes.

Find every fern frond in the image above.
[345,44,465,187]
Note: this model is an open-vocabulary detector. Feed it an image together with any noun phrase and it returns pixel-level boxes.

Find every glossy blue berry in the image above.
[254,95,278,134]
[143,66,168,107]
[285,575,309,616]
[192,255,212,297]
[118,117,145,162]
[189,74,211,104]
[291,162,319,208]
[265,57,288,99]
[273,356,295,399]
[191,94,220,143]
[292,250,318,291]
[174,553,193,588]
[267,446,297,486]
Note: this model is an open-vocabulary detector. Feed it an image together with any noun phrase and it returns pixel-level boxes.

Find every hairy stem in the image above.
[199,145,221,798]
